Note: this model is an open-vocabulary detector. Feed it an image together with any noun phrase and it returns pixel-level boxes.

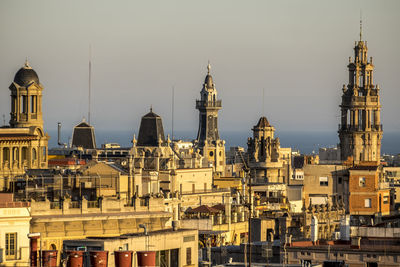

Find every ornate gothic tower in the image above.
[338,32,382,163]
[9,60,44,129]
[195,63,225,175]
[247,117,288,183]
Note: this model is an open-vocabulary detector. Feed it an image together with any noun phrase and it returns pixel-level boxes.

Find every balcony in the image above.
[87,200,99,208]
[196,100,222,109]
[50,201,61,209]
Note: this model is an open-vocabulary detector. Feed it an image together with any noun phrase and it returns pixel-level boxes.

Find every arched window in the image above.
[42,147,46,161]
[3,148,10,162]
[13,148,19,161]
[22,147,28,162]
[32,148,37,161]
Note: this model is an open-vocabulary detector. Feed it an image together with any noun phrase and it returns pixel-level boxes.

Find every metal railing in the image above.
[87,200,99,208]
[69,201,80,209]
[50,202,61,209]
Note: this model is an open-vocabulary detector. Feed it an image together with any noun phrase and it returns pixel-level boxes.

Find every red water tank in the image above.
[66,251,84,267]
[114,251,133,267]
[41,250,58,267]
[89,251,108,267]
[137,251,156,267]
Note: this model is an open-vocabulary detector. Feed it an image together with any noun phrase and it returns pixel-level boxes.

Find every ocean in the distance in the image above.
[48,129,400,155]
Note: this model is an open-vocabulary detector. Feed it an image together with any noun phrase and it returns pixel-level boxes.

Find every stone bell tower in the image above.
[9,60,44,129]
[195,63,225,176]
[338,27,382,163]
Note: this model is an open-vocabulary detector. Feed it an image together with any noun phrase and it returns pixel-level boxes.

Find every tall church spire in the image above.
[359,11,363,41]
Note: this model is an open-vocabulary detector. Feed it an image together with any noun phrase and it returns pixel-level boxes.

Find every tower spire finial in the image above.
[359,10,363,41]
[24,57,31,68]
[150,105,153,113]
[207,61,211,74]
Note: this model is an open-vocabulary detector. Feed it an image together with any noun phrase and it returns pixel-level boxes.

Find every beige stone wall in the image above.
[0,207,31,267]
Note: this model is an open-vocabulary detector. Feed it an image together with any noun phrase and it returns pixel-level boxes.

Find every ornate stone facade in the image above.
[0,61,49,191]
[247,117,291,183]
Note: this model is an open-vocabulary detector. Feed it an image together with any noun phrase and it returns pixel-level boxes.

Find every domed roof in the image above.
[13,61,39,87]
[204,74,213,88]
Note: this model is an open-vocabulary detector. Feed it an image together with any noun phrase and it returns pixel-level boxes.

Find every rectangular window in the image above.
[319,177,328,186]
[5,232,17,259]
[338,177,342,184]
[383,195,389,204]
[183,235,195,242]
[359,177,366,187]
[365,198,371,208]
[186,247,191,265]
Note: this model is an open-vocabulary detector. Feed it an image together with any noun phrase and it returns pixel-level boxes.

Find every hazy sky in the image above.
[0,0,399,137]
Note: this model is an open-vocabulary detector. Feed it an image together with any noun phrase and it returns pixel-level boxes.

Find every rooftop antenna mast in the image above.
[359,10,363,41]
[262,88,265,116]
[88,44,92,125]
[172,86,175,140]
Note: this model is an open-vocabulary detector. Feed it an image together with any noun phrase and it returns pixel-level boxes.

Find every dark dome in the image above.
[13,62,39,87]
[205,74,213,88]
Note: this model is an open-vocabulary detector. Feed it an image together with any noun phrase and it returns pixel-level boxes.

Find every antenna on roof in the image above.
[262,88,265,116]
[359,10,363,41]
[88,44,92,125]
[172,86,175,140]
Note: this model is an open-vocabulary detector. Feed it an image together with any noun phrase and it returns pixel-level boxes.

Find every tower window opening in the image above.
[31,96,36,113]
[359,74,364,88]
[22,95,28,113]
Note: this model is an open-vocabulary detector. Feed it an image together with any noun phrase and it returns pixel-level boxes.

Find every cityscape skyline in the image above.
[0,0,399,137]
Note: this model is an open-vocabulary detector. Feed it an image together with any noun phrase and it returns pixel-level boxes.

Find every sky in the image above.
[0,0,399,137]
